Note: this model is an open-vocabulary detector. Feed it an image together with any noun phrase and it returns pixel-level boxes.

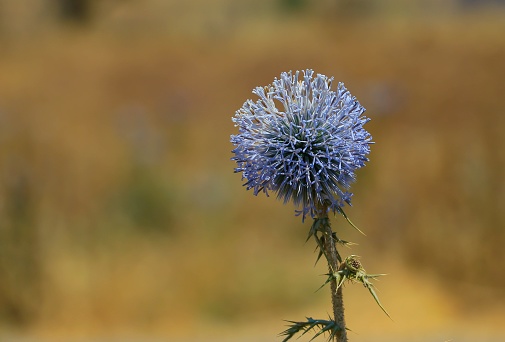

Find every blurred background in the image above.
[0,0,504,341]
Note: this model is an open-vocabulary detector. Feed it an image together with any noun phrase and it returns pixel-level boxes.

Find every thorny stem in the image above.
[317,205,348,342]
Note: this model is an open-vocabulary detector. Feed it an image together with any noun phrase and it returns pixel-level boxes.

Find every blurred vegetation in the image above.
[0,0,504,339]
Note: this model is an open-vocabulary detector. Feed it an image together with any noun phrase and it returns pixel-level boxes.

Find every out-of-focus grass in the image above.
[0,1,505,340]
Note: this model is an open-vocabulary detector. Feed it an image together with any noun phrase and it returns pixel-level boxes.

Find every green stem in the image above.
[318,206,348,342]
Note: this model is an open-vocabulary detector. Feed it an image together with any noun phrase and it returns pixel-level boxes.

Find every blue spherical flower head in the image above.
[231,70,372,219]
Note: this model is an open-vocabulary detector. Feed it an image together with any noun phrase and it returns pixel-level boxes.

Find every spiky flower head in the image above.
[231,69,372,218]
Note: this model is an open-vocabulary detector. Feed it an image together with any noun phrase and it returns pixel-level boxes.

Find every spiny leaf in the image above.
[363,280,392,319]
[315,273,333,292]
[306,218,324,244]
[314,246,325,266]
[336,207,366,235]
[310,319,343,342]
[336,237,357,248]
[335,271,347,290]
[313,235,327,266]
[279,317,346,342]
[366,273,388,280]
[306,220,317,243]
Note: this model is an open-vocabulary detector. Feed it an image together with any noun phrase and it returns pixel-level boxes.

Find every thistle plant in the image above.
[231,70,388,341]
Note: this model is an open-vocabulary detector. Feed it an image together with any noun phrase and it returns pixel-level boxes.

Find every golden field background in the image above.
[0,1,505,341]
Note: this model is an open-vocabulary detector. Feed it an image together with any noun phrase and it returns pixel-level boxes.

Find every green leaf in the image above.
[335,271,347,290]
[279,317,346,342]
[336,207,366,235]
[315,273,333,292]
[313,235,327,266]
[364,281,392,319]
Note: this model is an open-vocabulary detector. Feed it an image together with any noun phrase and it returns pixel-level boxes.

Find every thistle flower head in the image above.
[231,69,372,218]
